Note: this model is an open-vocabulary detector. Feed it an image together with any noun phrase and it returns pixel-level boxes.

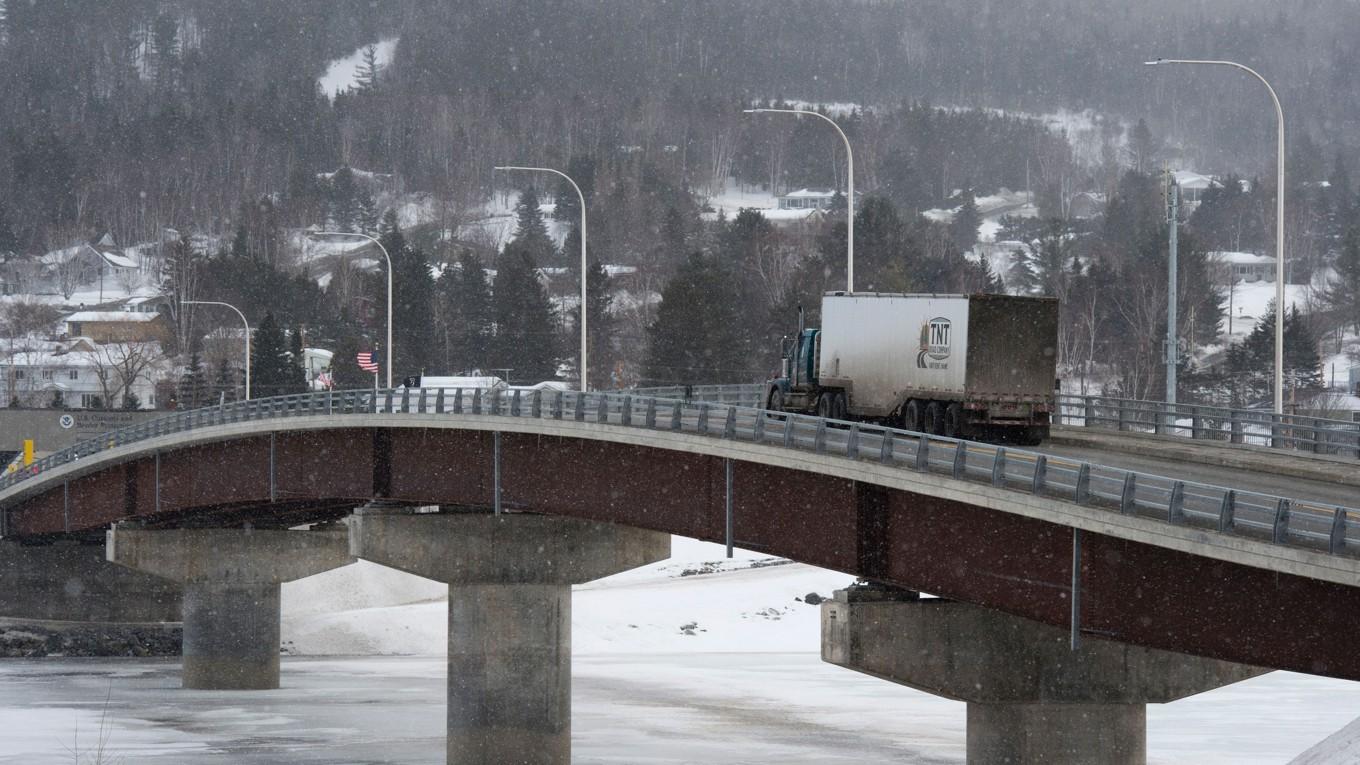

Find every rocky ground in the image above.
[0,620,180,657]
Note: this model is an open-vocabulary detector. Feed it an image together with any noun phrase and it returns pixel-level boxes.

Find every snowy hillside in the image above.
[319,39,399,98]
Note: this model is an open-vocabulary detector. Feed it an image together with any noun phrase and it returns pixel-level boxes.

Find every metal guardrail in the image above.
[1,386,1356,560]
[645,383,1360,462]
[1056,395,1360,460]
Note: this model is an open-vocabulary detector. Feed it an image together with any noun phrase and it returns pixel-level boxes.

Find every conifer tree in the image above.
[569,260,615,387]
[510,188,558,264]
[289,324,308,392]
[1226,302,1323,402]
[178,346,209,409]
[490,249,557,382]
[950,191,981,253]
[436,252,494,373]
[353,45,382,92]
[331,332,371,390]
[214,356,238,403]
[251,312,293,397]
[1327,227,1360,334]
[644,253,752,385]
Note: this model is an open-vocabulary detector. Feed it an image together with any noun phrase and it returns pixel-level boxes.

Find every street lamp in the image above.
[494,166,589,391]
[182,300,251,400]
[1145,58,1286,416]
[309,231,394,389]
[744,107,855,292]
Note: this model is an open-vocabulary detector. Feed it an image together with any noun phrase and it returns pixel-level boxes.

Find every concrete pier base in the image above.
[107,524,352,690]
[822,585,1268,765]
[0,539,181,623]
[350,510,669,765]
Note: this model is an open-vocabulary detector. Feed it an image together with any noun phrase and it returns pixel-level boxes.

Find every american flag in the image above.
[357,351,379,373]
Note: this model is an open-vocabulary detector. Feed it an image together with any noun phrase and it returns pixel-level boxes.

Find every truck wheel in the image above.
[944,403,964,439]
[831,391,848,421]
[923,401,945,436]
[816,393,831,419]
[1017,426,1048,446]
[766,388,784,414]
[903,400,923,432]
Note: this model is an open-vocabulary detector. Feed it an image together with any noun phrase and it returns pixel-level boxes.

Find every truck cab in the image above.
[766,328,823,414]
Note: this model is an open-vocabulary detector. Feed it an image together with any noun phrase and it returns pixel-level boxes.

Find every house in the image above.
[64,310,173,344]
[1068,192,1106,220]
[1212,251,1276,284]
[39,233,141,299]
[1,340,162,409]
[1172,170,1220,211]
[777,188,838,211]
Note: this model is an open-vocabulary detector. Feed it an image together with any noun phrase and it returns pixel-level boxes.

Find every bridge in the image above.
[0,386,1357,764]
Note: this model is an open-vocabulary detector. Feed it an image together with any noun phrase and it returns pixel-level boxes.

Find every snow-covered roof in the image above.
[782,188,836,199]
[413,375,508,390]
[605,265,637,277]
[1173,170,1219,190]
[39,242,139,269]
[1213,251,1276,265]
[65,311,163,323]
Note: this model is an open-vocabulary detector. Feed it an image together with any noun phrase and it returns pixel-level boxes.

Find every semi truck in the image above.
[764,292,1059,444]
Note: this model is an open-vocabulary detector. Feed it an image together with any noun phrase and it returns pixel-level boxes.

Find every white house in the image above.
[39,233,141,298]
[1213,251,1276,283]
[1,340,162,409]
[777,188,838,211]
[1172,170,1220,210]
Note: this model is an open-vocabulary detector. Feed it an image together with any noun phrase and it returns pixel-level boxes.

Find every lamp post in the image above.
[744,107,855,292]
[1145,58,1286,416]
[309,231,394,389]
[182,300,251,400]
[494,166,590,391]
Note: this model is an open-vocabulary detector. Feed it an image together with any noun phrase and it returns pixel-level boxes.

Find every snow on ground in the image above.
[281,536,853,656]
[702,177,779,217]
[1221,281,1314,340]
[318,38,398,98]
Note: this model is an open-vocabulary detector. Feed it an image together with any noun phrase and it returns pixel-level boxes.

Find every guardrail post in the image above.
[399,387,409,413]
[1272,499,1291,544]
[1118,402,1128,432]
[1031,455,1047,496]
[1270,413,1283,449]
[813,420,827,452]
[951,441,965,479]
[415,388,425,414]
[846,425,860,459]
[1075,463,1090,505]
[1230,415,1243,445]
[991,448,1006,486]
[644,399,656,428]
[1313,418,1325,455]
[722,407,737,439]
[753,410,766,443]
[1218,490,1236,532]
[573,392,585,422]
[452,388,464,414]
[697,404,709,434]
[510,390,522,417]
[472,389,482,415]
[532,390,542,418]
[880,431,895,464]
[435,388,445,414]
[619,396,632,426]
[596,395,609,423]
[1154,405,1164,435]
[1119,474,1137,515]
[1167,482,1185,524]
[1083,399,1095,427]
[914,437,929,472]
[384,389,394,413]
[670,400,682,431]
[1192,408,1204,440]
[1331,508,1349,554]
[783,416,796,447]
[551,391,563,419]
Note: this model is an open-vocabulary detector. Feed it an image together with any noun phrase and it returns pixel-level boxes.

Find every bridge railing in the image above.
[1056,394,1360,460]
[1,386,1356,560]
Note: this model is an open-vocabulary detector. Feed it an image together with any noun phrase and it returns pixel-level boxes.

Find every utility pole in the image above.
[1166,174,1179,407]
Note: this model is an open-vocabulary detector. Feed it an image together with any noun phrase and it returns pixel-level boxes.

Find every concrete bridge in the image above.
[1,387,1357,764]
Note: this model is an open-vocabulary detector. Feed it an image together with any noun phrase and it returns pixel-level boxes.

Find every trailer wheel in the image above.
[903,400,924,432]
[831,391,848,421]
[923,401,945,436]
[944,403,964,439]
[766,388,785,413]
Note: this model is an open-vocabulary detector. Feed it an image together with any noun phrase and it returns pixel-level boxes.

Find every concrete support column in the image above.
[350,510,669,765]
[108,524,352,690]
[822,584,1268,765]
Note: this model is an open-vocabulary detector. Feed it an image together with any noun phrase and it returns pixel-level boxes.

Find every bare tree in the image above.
[87,342,164,408]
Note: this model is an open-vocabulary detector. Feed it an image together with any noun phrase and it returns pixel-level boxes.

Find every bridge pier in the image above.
[822,585,1268,765]
[0,539,181,623]
[349,509,669,765]
[107,524,353,690]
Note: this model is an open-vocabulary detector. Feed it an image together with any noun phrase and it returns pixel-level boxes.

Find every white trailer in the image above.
[766,292,1059,444]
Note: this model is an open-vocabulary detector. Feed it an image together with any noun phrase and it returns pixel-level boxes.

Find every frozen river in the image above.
[0,653,1356,764]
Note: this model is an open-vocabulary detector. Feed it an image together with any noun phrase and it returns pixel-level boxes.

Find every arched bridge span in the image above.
[2,389,1359,680]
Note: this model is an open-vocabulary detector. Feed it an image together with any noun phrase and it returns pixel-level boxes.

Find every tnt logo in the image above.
[917,317,952,369]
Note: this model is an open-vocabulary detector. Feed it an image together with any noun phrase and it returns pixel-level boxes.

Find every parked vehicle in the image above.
[764,292,1059,444]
